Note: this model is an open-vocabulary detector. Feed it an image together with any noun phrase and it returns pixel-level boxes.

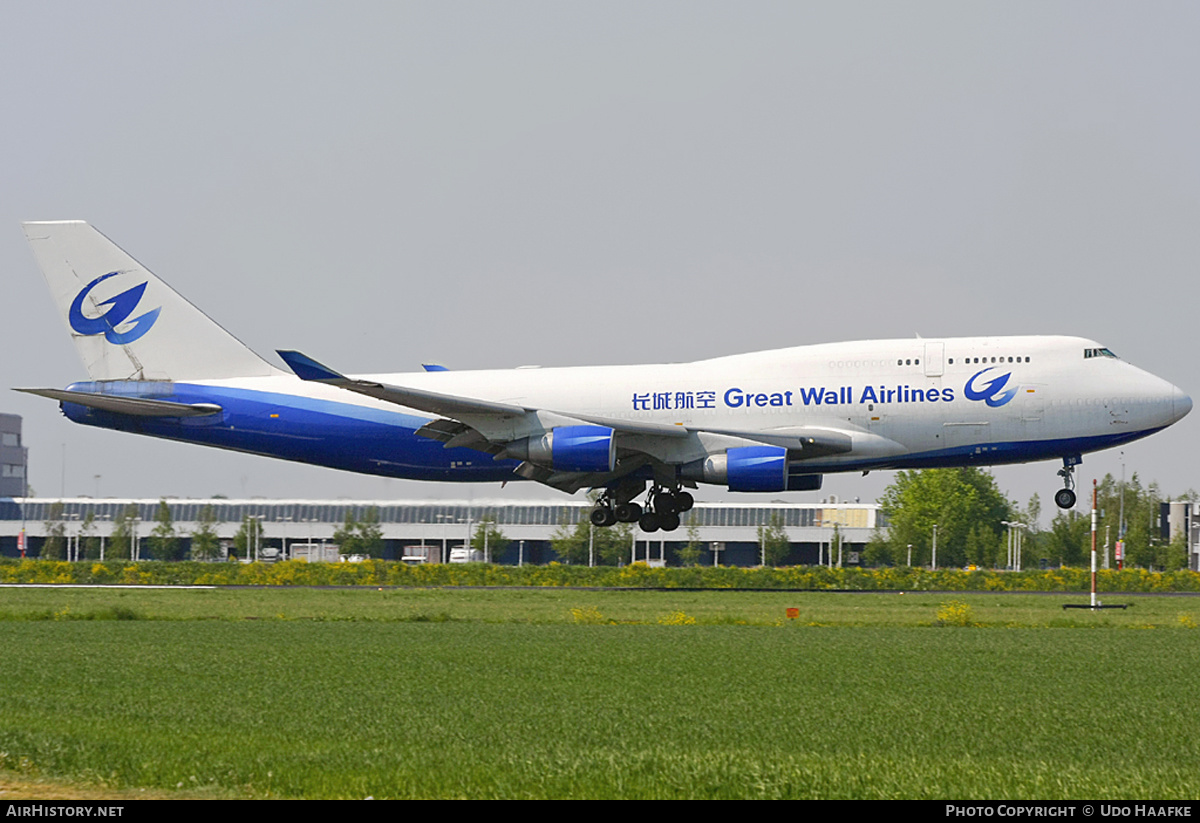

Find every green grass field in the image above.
[2,587,1198,798]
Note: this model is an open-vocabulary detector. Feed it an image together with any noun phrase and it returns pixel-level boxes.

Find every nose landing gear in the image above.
[1054,456,1081,509]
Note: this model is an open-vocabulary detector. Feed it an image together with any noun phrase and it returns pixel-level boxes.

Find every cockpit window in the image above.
[1084,348,1118,359]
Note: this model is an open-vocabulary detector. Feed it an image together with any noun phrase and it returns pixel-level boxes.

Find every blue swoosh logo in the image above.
[68,272,161,344]
[964,368,1018,408]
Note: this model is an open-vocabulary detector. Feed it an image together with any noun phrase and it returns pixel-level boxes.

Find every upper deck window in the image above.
[1084,348,1118,359]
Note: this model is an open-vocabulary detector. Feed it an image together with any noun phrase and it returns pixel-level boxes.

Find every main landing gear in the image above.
[589,485,694,533]
[1054,456,1080,509]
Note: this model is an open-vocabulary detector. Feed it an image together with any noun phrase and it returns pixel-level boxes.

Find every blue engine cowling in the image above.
[682,445,789,492]
[514,425,616,473]
[726,445,789,491]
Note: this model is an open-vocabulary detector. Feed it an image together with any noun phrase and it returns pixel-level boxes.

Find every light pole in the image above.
[18,482,27,559]
[68,513,79,561]
[304,517,317,561]
[278,515,292,560]
[1001,521,1027,570]
[100,514,110,561]
[436,513,451,563]
[1118,453,1127,571]
[254,515,267,562]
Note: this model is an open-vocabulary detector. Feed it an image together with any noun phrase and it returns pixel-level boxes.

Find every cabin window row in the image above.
[837,356,1033,368]
[947,356,1031,365]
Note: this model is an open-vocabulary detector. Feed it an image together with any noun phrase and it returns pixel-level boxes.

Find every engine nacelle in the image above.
[787,473,823,492]
[506,425,616,473]
[682,445,789,492]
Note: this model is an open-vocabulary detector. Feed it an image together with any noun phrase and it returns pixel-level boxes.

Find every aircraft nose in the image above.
[1173,385,1192,423]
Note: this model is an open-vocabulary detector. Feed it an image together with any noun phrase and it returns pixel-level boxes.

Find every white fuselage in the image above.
[346,335,1187,469]
[143,334,1187,481]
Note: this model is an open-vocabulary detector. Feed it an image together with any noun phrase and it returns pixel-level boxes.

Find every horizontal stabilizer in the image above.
[15,387,222,418]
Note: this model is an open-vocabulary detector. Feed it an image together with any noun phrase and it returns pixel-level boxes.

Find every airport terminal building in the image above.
[0,497,883,567]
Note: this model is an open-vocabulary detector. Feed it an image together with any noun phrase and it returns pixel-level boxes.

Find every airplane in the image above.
[17,221,1192,533]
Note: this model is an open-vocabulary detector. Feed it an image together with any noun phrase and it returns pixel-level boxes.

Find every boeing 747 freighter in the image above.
[17,221,1191,532]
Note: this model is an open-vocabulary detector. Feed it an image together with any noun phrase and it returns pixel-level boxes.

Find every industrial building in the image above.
[0,496,882,567]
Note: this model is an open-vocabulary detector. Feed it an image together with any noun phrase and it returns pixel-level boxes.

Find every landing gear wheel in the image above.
[639,511,661,533]
[590,505,617,527]
[1054,488,1077,509]
[659,512,681,532]
[614,502,642,523]
[654,492,679,516]
[674,491,694,512]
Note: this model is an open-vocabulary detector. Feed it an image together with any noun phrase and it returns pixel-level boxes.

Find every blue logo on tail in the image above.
[964,368,1018,407]
[69,272,161,344]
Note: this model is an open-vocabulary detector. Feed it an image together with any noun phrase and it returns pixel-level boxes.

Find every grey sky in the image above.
[4,2,1197,520]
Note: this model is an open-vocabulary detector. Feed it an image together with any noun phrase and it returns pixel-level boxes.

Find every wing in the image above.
[277,350,890,493]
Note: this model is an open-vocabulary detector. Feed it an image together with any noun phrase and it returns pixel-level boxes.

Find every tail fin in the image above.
[22,221,277,381]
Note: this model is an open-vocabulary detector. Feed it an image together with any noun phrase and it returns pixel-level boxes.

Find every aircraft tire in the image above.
[675,491,694,512]
[590,506,617,527]
[614,502,642,523]
[660,512,681,532]
[655,494,679,515]
[639,512,661,533]
[1054,488,1076,509]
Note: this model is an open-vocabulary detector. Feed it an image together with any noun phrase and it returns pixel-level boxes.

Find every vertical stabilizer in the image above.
[22,221,277,381]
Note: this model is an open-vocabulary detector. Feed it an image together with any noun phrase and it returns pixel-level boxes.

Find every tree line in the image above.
[36,503,507,563]
[37,502,388,562]
[867,467,1195,571]
[38,500,220,562]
